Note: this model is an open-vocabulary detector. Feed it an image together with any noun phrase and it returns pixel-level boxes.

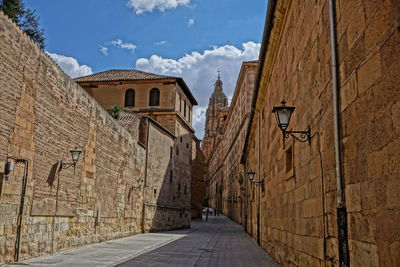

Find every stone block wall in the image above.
[242,0,400,266]
[0,11,188,264]
[190,138,205,218]
[143,121,191,232]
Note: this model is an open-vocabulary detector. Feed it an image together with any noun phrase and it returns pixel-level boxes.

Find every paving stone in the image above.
[3,216,276,267]
[117,216,277,267]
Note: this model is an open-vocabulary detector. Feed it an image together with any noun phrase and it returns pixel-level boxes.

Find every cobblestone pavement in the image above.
[117,216,277,267]
[3,216,277,267]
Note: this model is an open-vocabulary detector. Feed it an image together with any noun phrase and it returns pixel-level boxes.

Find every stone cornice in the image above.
[242,0,292,161]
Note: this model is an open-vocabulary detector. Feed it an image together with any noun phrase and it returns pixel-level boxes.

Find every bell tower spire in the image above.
[202,70,229,159]
[214,71,223,92]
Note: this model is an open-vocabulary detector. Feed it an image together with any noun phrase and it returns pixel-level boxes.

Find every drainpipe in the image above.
[141,118,150,233]
[257,112,261,246]
[328,0,350,266]
[13,159,29,262]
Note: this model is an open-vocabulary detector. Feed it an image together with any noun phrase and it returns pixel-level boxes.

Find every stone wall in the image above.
[205,62,257,223]
[190,138,205,218]
[143,120,191,231]
[77,72,196,224]
[242,0,400,266]
[0,11,187,264]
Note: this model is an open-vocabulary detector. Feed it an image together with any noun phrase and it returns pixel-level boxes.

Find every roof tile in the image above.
[74,69,178,83]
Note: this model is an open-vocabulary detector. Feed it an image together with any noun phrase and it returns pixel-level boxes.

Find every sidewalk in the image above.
[3,216,277,267]
[2,233,187,267]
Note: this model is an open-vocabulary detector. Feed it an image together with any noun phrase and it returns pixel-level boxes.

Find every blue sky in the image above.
[25,0,267,137]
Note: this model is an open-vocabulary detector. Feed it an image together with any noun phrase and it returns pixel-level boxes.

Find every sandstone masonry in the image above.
[205,0,400,266]
[0,11,193,264]
[241,0,400,266]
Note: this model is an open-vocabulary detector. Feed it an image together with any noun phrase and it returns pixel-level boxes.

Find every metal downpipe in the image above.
[328,0,350,266]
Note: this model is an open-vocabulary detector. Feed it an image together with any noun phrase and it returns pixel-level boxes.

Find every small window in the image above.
[153,188,157,196]
[176,148,179,156]
[184,186,187,194]
[186,143,189,148]
[125,89,135,107]
[180,137,183,143]
[149,88,160,106]
[178,183,181,191]
[170,170,173,183]
[261,179,265,193]
[179,95,182,112]
[184,101,187,117]
[286,146,293,173]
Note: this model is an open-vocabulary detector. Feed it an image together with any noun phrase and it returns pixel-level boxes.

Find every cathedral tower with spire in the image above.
[202,72,229,160]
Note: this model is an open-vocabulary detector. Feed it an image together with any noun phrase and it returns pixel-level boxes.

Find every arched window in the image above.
[125,89,135,107]
[149,88,160,106]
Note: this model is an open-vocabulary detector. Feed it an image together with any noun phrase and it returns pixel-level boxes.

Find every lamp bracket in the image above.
[282,127,311,145]
[60,161,77,172]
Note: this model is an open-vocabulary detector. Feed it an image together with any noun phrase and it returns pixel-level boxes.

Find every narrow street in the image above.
[4,216,277,267]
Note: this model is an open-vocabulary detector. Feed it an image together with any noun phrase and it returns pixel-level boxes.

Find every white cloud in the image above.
[111,39,137,52]
[128,0,191,14]
[155,40,168,46]
[100,45,109,55]
[135,41,260,137]
[47,52,93,78]
[187,18,194,27]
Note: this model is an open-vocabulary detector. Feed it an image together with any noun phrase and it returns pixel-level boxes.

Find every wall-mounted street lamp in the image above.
[60,147,82,172]
[247,171,262,186]
[272,100,311,145]
[247,171,255,182]
[128,178,144,200]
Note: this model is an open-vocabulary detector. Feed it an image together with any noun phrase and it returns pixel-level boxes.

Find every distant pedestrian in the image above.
[205,208,208,221]
[214,209,217,216]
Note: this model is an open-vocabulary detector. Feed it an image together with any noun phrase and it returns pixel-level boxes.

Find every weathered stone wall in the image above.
[205,62,257,224]
[142,121,190,231]
[0,12,187,264]
[190,138,205,218]
[243,0,400,266]
[78,76,196,224]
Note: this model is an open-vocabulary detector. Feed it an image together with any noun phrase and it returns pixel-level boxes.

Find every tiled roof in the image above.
[118,110,176,139]
[74,69,178,83]
[118,110,142,135]
[74,69,198,105]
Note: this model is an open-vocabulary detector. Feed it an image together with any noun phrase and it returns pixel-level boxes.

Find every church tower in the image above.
[202,72,229,160]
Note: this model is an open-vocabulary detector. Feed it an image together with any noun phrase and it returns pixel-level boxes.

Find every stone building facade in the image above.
[190,137,206,218]
[74,69,197,134]
[240,0,400,266]
[204,62,257,220]
[0,12,195,264]
[75,69,201,225]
